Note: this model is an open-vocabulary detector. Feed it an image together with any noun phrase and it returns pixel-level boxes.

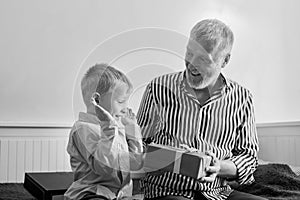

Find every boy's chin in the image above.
[96,115,109,122]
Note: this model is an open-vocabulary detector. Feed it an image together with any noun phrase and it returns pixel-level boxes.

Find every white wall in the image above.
[0,0,300,126]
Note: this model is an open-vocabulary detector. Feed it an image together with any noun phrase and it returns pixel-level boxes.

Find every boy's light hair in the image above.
[81,63,133,106]
[190,19,234,60]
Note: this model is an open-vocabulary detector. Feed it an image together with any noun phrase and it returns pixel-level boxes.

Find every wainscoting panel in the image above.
[257,121,300,166]
[0,125,71,183]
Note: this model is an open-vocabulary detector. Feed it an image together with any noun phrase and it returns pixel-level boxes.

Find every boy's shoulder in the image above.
[70,120,101,138]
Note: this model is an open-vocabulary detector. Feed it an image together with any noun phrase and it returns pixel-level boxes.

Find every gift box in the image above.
[144,143,212,179]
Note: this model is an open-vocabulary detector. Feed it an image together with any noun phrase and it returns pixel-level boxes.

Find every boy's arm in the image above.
[72,123,120,175]
[125,124,144,171]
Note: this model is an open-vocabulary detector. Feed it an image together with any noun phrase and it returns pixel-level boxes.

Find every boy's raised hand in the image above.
[120,108,137,126]
[121,108,142,140]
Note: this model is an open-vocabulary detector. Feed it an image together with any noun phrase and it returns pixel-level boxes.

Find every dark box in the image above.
[24,172,73,200]
[144,143,212,179]
[24,172,143,199]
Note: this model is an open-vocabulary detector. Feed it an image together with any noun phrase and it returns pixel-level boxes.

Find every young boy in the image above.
[64,63,143,200]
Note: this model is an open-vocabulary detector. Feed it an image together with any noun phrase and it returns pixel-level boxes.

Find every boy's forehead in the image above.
[111,82,131,96]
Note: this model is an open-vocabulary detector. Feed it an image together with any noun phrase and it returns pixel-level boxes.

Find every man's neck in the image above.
[184,75,224,105]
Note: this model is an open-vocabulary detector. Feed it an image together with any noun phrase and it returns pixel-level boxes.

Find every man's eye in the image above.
[118,100,126,104]
[199,56,212,65]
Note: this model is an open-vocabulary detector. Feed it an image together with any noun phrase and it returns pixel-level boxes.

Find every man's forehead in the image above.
[187,39,213,60]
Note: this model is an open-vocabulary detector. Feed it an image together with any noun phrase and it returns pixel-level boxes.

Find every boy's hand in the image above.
[121,108,137,126]
[121,108,142,140]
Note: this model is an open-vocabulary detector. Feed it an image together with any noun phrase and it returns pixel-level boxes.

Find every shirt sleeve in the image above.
[125,124,144,171]
[71,123,120,175]
[136,82,160,148]
[230,93,259,185]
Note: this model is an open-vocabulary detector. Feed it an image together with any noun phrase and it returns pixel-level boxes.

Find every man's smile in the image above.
[188,67,201,77]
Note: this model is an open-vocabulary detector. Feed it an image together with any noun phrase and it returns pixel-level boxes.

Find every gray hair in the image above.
[81,63,132,106]
[190,19,234,59]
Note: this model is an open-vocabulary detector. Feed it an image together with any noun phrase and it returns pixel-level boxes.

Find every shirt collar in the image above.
[78,112,125,130]
[178,70,229,91]
[78,112,101,125]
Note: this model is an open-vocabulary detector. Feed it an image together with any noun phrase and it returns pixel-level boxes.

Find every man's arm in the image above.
[230,93,259,184]
[203,93,258,184]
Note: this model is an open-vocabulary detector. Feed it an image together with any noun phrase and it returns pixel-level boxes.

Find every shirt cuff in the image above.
[230,155,256,185]
[125,124,142,140]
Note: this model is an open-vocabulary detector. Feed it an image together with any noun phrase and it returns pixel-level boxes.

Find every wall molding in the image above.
[0,121,299,137]
[257,121,300,128]
[0,122,72,128]
[0,127,70,137]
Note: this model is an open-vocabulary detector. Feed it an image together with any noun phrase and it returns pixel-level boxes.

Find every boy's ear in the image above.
[91,92,100,104]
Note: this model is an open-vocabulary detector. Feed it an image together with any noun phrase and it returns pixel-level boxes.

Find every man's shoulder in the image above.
[226,78,253,97]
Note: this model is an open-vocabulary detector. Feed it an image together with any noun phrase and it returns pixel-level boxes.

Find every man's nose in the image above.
[190,55,201,66]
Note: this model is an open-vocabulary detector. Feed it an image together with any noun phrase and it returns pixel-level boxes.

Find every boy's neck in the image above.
[86,106,96,116]
[86,107,111,122]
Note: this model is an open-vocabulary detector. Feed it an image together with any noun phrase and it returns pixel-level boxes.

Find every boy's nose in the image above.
[120,108,128,115]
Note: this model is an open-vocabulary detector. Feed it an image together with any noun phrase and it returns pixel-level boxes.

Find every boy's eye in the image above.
[186,51,193,57]
[118,100,126,104]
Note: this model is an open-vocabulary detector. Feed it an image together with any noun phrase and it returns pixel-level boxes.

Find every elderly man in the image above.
[137,19,267,200]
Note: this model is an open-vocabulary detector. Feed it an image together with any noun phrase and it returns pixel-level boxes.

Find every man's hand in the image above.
[200,151,221,182]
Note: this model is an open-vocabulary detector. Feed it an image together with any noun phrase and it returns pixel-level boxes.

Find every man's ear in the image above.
[91,92,101,104]
[222,54,231,68]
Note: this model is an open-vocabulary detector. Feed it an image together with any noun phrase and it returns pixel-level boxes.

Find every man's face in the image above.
[99,82,131,120]
[185,39,223,90]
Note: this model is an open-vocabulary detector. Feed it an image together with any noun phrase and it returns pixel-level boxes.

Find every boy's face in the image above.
[98,82,131,120]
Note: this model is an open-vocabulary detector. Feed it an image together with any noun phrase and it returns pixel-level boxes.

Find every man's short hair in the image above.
[81,63,132,106]
[190,19,234,59]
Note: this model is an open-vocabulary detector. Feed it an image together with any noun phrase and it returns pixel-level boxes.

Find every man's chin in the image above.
[186,74,206,90]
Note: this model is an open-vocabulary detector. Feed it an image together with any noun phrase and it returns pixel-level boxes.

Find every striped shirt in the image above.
[137,71,259,200]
